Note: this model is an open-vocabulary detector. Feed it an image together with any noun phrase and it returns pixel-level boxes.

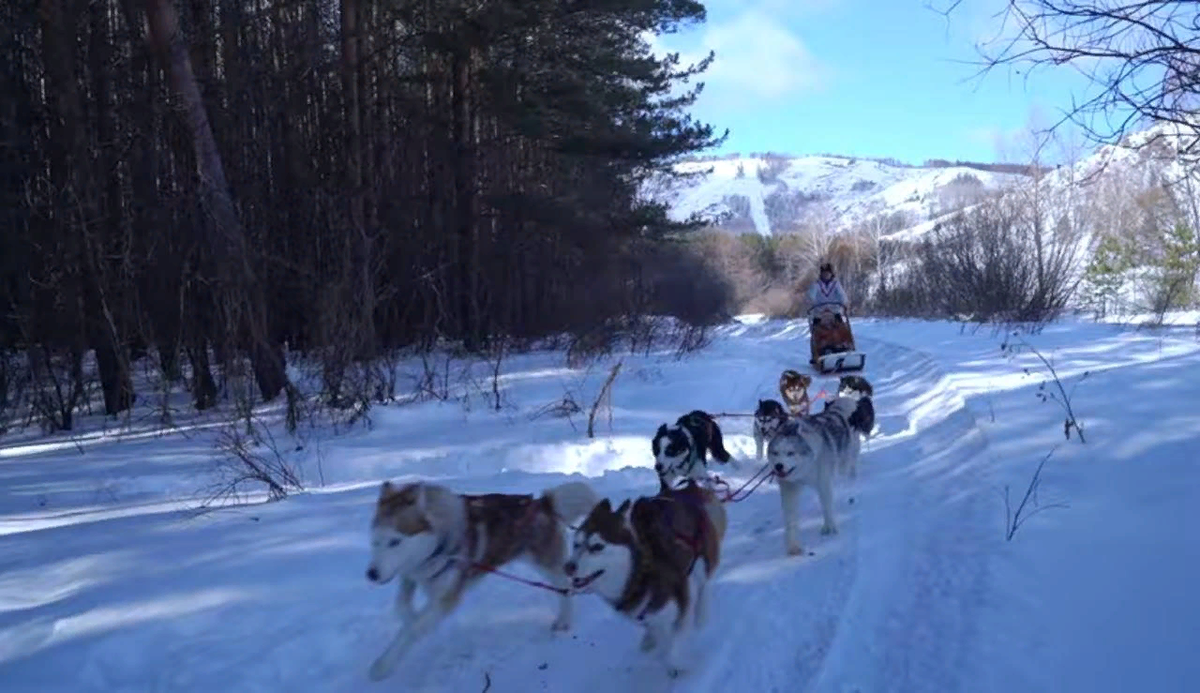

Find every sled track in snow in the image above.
[796,331,996,693]
[344,325,999,693]
[543,322,999,693]
[687,324,998,693]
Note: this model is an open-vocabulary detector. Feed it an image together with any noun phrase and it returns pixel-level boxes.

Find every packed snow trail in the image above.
[10,317,1198,692]
[0,320,993,693]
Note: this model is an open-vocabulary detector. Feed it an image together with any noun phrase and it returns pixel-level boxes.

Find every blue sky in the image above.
[653,0,1100,164]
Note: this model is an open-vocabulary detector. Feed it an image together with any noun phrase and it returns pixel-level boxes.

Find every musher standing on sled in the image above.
[807,262,848,327]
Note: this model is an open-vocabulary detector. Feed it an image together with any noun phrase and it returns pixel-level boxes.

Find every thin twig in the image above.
[1005,446,1069,541]
[586,361,621,438]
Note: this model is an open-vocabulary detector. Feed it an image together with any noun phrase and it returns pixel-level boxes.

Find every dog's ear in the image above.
[615,498,632,516]
[800,375,812,387]
[417,484,466,539]
[656,423,668,438]
[379,480,394,497]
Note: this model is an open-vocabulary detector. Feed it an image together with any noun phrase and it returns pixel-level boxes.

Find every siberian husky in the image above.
[778,369,813,416]
[831,375,876,436]
[837,374,874,399]
[752,398,790,460]
[652,410,733,487]
[826,392,875,437]
[564,481,727,678]
[363,479,599,681]
[767,396,872,556]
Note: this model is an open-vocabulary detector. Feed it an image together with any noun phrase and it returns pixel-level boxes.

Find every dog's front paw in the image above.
[640,631,657,652]
[786,542,804,556]
[550,617,571,633]
[666,667,683,679]
[368,656,395,682]
[820,523,838,536]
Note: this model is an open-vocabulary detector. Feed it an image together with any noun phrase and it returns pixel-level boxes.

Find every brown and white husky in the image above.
[563,481,727,678]
[363,479,599,681]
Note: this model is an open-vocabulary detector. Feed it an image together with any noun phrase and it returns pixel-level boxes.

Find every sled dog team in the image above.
[363,372,877,682]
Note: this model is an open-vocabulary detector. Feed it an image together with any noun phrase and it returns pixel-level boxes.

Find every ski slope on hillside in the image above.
[652,155,1023,236]
[650,123,1200,241]
[1,318,1198,692]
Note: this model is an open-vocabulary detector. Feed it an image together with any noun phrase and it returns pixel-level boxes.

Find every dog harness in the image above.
[422,537,460,581]
[652,485,709,574]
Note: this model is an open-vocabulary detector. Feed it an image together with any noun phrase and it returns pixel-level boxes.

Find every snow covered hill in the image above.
[2,316,1199,691]
[649,123,1200,240]
[645,154,1031,237]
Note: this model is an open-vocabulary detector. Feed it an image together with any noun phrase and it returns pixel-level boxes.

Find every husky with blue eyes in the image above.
[767,396,872,556]
[752,398,791,460]
[563,481,727,679]
[363,479,599,681]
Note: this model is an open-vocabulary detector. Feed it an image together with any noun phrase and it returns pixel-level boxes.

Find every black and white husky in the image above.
[752,398,790,460]
[652,410,733,487]
[825,389,875,438]
[767,396,873,556]
[837,375,874,399]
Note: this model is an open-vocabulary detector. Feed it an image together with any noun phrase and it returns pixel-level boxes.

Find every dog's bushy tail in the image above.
[848,396,875,436]
[542,481,601,523]
[708,420,732,464]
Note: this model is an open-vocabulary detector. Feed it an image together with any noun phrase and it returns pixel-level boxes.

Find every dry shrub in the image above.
[743,286,804,317]
[684,226,881,318]
[872,198,1081,324]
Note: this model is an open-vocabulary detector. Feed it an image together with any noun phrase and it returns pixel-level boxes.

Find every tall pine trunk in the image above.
[139,0,288,403]
[452,44,480,349]
[86,0,136,415]
[342,0,375,359]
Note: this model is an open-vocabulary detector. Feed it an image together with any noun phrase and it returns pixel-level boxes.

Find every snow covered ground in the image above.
[1,316,1198,692]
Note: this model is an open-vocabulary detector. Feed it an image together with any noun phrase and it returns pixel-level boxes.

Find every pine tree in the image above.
[1083,235,1132,318]
[1159,222,1200,307]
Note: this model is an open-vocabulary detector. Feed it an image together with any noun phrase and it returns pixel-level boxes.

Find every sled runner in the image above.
[807,302,865,374]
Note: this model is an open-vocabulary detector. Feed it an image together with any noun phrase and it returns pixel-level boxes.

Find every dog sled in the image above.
[807,302,865,374]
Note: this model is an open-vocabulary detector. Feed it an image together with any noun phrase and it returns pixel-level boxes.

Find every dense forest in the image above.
[0,0,731,427]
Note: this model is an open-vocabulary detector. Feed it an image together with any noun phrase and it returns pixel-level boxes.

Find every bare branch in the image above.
[586,361,622,439]
[1005,445,1068,541]
[948,0,1200,165]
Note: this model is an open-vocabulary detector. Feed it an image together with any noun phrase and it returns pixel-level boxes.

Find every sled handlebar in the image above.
[808,302,849,317]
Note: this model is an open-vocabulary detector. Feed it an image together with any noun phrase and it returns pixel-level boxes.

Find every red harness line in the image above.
[469,463,780,595]
[467,561,570,595]
[463,501,572,596]
[711,462,776,503]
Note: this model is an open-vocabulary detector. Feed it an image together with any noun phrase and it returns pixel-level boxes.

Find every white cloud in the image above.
[706,0,841,20]
[965,125,1001,145]
[665,9,828,102]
